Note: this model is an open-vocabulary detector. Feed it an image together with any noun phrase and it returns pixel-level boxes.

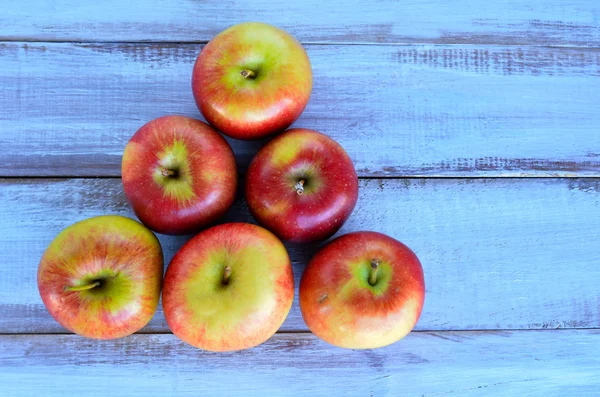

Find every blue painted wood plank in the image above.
[1,0,599,45]
[1,43,599,177]
[1,178,599,333]
[2,331,600,396]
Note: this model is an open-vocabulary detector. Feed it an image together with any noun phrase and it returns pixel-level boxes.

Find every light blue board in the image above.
[1,43,599,177]
[1,0,599,45]
[1,178,599,333]
[1,331,600,396]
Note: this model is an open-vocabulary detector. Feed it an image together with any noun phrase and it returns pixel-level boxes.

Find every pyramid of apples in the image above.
[37,23,425,351]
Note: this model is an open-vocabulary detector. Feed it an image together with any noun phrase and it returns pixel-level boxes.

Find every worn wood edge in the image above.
[6,324,600,336]
[3,40,600,47]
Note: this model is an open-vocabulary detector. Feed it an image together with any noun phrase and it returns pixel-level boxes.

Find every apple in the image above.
[37,215,163,339]
[122,115,237,235]
[246,128,358,243]
[299,231,425,349]
[162,222,294,351]
[191,22,312,140]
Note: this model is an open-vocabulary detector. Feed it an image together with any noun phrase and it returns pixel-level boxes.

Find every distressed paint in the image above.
[1,331,600,396]
[1,178,599,333]
[1,43,600,177]
[2,2,600,393]
[0,0,599,45]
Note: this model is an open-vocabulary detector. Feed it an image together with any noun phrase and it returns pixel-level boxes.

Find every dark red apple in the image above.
[300,231,425,349]
[162,223,294,351]
[122,115,237,235]
[191,22,312,140]
[246,128,358,243]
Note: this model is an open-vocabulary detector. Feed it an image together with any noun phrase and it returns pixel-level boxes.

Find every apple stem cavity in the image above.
[295,179,305,195]
[240,69,256,79]
[65,281,101,292]
[369,259,381,286]
[222,265,232,285]
[161,168,177,178]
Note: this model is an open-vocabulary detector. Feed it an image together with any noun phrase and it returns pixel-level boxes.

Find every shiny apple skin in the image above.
[122,115,237,235]
[246,128,358,243]
[300,231,425,349]
[192,22,312,140]
[37,215,164,340]
[162,222,294,352]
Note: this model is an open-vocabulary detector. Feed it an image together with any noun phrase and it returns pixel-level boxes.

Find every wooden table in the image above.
[2,1,600,395]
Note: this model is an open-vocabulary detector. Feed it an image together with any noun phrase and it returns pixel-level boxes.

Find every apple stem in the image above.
[222,265,232,285]
[369,259,381,286]
[161,168,176,177]
[65,281,101,292]
[295,180,305,195]
[241,69,256,79]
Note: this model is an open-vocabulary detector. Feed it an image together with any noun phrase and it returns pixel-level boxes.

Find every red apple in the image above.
[162,222,294,351]
[192,22,312,140]
[300,231,425,349]
[37,215,163,339]
[122,115,237,235]
[246,128,358,243]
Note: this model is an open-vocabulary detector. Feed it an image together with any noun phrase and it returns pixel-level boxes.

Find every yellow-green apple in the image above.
[246,128,358,243]
[37,215,163,339]
[122,115,237,235]
[300,231,425,349]
[162,222,294,351]
[191,22,312,140]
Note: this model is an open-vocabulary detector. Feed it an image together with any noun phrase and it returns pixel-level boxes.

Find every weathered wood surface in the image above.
[2,330,599,396]
[3,1,600,394]
[1,178,599,333]
[2,0,599,46]
[2,42,600,177]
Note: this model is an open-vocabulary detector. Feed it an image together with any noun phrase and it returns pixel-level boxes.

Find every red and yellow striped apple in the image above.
[192,22,312,140]
[246,128,358,242]
[37,215,163,339]
[122,115,237,235]
[300,231,425,349]
[162,222,294,351]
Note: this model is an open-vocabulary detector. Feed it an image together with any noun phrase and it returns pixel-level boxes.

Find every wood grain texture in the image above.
[2,42,600,177]
[1,178,599,333]
[2,330,600,396]
[1,0,599,45]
